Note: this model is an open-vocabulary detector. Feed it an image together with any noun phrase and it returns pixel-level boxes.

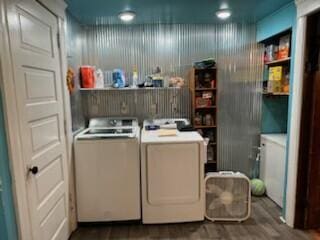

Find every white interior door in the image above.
[6,0,69,239]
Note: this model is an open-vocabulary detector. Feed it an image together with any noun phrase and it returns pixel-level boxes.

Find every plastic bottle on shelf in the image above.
[95,68,104,89]
[132,65,138,88]
[194,112,202,126]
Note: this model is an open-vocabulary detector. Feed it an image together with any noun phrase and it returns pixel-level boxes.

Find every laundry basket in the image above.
[205,171,251,222]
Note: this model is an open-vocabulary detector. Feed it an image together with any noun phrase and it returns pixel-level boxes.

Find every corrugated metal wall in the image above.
[68,21,264,175]
[216,25,264,176]
[66,13,86,132]
[81,88,191,123]
[82,24,221,85]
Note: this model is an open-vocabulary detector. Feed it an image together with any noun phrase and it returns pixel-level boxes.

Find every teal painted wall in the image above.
[0,92,18,240]
[261,96,289,133]
[261,97,289,133]
[257,2,296,134]
[257,2,296,42]
[256,1,297,217]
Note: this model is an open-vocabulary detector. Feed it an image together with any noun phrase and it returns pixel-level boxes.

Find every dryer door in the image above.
[142,142,205,223]
[146,143,201,205]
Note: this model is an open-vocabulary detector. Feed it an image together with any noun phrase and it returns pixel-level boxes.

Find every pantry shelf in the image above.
[195,88,217,91]
[265,57,291,65]
[194,125,217,129]
[263,92,290,96]
[207,160,217,164]
[195,106,217,109]
[195,67,217,71]
[190,67,218,172]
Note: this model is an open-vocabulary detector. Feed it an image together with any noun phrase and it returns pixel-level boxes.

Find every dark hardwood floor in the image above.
[70,197,313,240]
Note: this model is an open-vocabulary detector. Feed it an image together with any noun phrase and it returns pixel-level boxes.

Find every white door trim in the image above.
[0,0,73,238]
[285,0,320,227]
[285,16,307,227]
[57,16,77,233]
[37,0,67,20]
[296,0,320,17]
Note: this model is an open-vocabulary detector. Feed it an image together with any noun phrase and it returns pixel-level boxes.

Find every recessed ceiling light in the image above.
[216,9,231,20]
[118,11,136,22]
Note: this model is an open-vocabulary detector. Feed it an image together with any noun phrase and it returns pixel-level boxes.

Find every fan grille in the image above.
[206,176,250,220]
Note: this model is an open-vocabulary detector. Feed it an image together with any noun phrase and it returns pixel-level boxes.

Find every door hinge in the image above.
[57,33,61,49]
[64,119,68,136]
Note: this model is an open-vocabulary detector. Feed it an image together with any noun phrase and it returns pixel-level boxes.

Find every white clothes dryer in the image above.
[140,119,205,224]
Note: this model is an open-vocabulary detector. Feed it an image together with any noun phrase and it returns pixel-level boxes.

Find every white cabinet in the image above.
[260,134,287,208]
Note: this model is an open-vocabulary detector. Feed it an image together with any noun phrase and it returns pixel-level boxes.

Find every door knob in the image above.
[29,166,39,175]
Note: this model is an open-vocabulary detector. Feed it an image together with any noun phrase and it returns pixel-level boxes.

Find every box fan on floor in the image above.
[205,171,251,222]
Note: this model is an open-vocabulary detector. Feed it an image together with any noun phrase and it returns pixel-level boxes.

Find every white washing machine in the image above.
[74,118,141,222]
[141,119,205,224]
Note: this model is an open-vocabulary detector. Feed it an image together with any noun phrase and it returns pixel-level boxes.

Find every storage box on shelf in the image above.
[190,67,217,172]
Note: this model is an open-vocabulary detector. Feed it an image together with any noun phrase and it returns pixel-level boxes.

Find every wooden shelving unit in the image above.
[190,67,218,172]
